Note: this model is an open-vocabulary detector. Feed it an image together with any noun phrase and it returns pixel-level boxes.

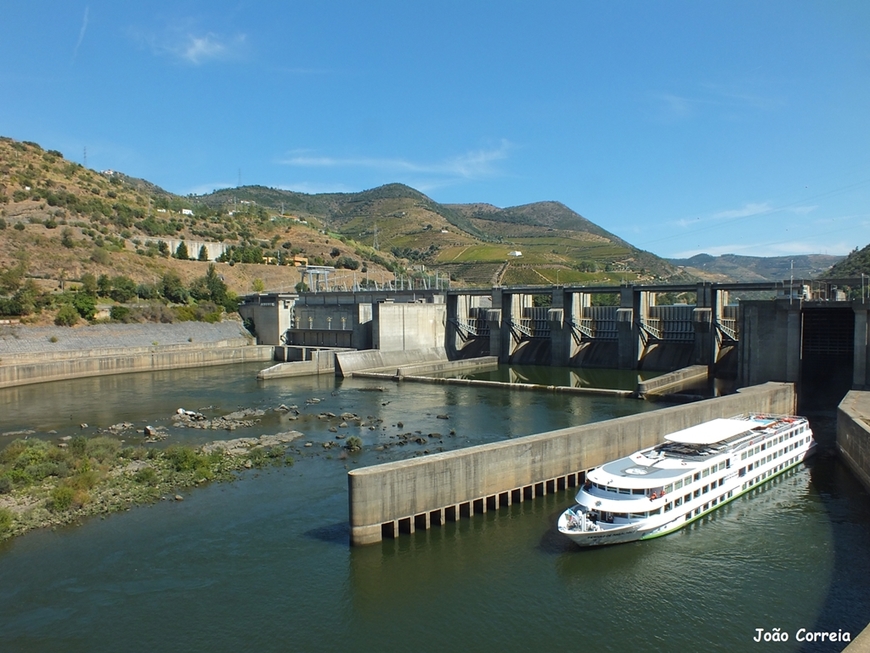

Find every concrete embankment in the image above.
[0,322,272,388]
[837,391,870,494]
[838,391,870,653]
[348,381,796,545]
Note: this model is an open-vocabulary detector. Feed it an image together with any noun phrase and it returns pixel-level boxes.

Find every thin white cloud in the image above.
[177,33,246,65]
[709,202,773,221]
[651,81,781,121]
[277,141,512,181]
[132,23,248,65]
[276,182,356,194]
[72,6,89,63]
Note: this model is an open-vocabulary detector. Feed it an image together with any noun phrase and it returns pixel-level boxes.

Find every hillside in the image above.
[668,253,843,282]
[821,244,870,278]
[196,184,692,287]
[0,134,699,327]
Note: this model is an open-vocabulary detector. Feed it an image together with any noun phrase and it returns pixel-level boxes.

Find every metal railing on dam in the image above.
[347,381,797,545]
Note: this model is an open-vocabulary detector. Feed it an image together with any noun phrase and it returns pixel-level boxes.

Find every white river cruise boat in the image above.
[558,414,816,547]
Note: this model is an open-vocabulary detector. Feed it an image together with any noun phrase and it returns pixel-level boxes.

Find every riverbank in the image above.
[0,426,304,541]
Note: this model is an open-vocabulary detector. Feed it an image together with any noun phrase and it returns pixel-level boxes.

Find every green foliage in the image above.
[109,275,137,302]
[164,445,200,472]
[72,291,96,320]
[335,256,360,270]
[110,305,131,321]
[160,271,189,303]
[175,241,190,260]
[70,436,87,457]
[198,245,209,261]
[134,466,158,484]
[48,485,75,512]
[61,227,75,248]
[91,247,110,265]
[0,508,12,533]
[824,244,870,278]
[54,303,80,326]
[80,272,97,296]
[85,437,121,462]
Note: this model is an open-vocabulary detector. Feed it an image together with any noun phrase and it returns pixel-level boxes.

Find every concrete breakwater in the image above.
[347,381,796,545]
[351,371,634,397]
[0,322,272,388]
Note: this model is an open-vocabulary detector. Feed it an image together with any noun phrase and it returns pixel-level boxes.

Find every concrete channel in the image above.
[347,381,796,546]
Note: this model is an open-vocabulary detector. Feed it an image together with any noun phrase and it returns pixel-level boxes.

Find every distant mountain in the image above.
[195,183,694,286]
[668,253,844,282]
[0,135,713,293]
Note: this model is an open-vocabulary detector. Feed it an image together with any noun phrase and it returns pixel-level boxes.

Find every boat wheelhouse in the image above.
[557,414,815,547]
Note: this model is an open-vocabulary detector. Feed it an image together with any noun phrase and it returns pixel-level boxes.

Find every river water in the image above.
[0,364,868,653]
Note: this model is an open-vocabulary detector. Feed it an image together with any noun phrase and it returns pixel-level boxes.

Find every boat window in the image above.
[684,493,691,503]
[684,476,692,486]
[718,462,726,471]
[674,479,683,490]
[761,443,766,451]
[675,497,682,506]
[664,502,673,512]
[702,485,709,494]
[739,467,746,477]
[693,489,700,498]
[632,489,645,495]
[741,452,747,460]
[664,484,673,494]
[630,513,645,519]
[701,469,709,478]
[650,508,661,515]
[619,488,630,494]
[615,513,627,519]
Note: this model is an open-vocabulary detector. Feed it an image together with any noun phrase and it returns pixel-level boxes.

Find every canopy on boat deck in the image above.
[664,418,755,445]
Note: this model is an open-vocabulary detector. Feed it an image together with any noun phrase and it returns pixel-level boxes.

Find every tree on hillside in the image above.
[160,271,189,304]
[80,273,98,296]
[97,274,112,297]
[175,241,189,260]
[110,276,137,303]
[198,245,209,261]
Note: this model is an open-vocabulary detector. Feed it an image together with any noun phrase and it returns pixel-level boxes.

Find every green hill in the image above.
[0,134,697,320]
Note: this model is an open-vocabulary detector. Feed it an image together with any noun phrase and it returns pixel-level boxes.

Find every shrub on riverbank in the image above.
[0,431,299,541]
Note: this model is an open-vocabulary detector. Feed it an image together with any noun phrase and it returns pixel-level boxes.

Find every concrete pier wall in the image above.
[0,344,275,388]
[334,347,451,377]
[257,349,337,379]
[348,381,796,545]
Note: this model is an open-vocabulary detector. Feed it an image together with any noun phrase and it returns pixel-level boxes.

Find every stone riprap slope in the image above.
[0,321,252,358]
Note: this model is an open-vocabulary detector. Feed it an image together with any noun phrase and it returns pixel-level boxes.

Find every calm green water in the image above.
[0,365,868,653]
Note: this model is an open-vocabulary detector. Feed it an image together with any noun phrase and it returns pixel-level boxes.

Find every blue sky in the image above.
[2,1,869,259]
